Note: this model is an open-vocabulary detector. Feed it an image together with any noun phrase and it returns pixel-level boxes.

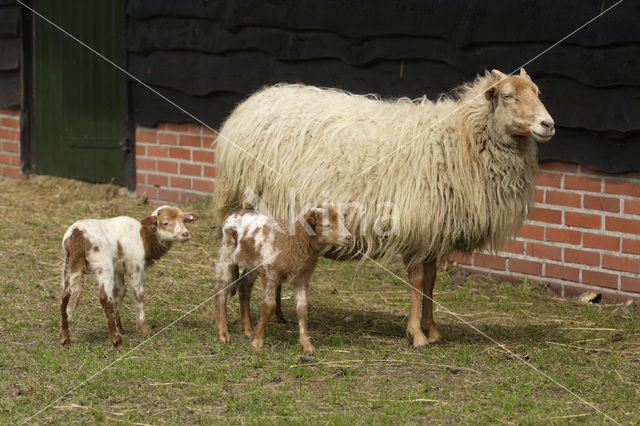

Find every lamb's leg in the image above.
[59,259,72,345]
[238,271,256,338]
[214,264,238,343]
[274,284,286,323]
[406,261,429,349]
[97,269,123,349]
[127,268,150,335]
[251,278,277,350]
[293,278,315,354]
[113,272,126,333]
[420,260,443,344]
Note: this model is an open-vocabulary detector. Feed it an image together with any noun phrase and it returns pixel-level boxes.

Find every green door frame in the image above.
[19,0,136,191]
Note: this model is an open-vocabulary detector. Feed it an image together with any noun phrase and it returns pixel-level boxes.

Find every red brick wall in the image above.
[0,107,24,178]
[135,123,216,203]
[452,162,640,300]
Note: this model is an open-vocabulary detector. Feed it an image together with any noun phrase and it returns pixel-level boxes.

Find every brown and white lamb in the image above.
[59,206,199,348]
[214,204,351,354]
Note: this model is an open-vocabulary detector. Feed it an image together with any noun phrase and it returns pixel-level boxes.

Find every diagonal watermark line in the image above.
[19,254,279,425]
[356,0,626,177]
[15,0,282,177]
[358,251,621,425]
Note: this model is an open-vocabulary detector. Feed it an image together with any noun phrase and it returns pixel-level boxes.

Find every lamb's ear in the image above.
[485,85,497,101]
[183,213,199,223]
[141,216,157,227]
[304,210,317,228]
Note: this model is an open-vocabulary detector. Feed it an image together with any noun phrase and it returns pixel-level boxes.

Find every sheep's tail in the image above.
[61,235,85,321]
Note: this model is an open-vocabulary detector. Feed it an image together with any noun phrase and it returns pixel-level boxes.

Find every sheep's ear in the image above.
[519,68,528,77]
[183,213,199,223]
[141,216,157,227]
[490,69,507,80]
[304,210,317,228]
[485,86,497,101]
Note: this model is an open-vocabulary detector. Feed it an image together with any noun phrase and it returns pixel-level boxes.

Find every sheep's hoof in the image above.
[415,344,430,351]
[429,337,445,345]
[59,334,70,346]
[136,321,151,335]
[302,345,316,355]
[242,328,254,339]
[251,339,264,350]
[113,340,125,350]
[217,330,230,343]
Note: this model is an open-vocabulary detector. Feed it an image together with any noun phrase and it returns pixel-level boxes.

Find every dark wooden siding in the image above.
[0,0,20,109]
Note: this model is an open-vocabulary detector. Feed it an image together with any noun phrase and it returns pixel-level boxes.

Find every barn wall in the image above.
[0,0,20,110]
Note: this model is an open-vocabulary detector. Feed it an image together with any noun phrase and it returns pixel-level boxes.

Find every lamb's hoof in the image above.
[429,337,445,345]
[217,330,230,343]
[59,334,70,346]
[113,340,124,350]
[136,322,151,335]
[415,344,429,351]
[302,346,316,355]
[242,328,254,339]
[251,339,264,350]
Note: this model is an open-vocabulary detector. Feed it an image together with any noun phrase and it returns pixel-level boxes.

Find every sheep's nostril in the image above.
[182,232,190,238]
[345,235,353,241]
[541,120,554,130]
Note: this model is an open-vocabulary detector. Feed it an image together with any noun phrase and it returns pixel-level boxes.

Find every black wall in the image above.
[0,0,19,109]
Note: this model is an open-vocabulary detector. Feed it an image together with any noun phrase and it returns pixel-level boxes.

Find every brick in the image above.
[565,248,600,266]
[203,165,216,178]
[136,185,158,200]
[157,160,178,173]
[621,276,640,293]
[622,239,640,255]
[539,161,578,173]
[602,254,640,274]
[545,190,580,207]
[565,211,601,229]
[181,191,204,203]
[147,174,168,187]
[1,117,19,128]
[583,194,620,212]
[192,149,214,163]
[582,270,618,289]
[0,128,8,138]
[534,189,544,203]
[545,227,581,245]
[157,188,181,203]
[580,166,618,177]
[2,166,24,178]
[179,134,202,147]
[158,133,178,145]
[147,145,169,158]
[170,176,191,189]
[517,224,544,240]
[509,259,542,275]
[624,199,640,215]
[545,263,580,282]
[180,162,202,176]
[188,124,203,134]
[166,123,191,132]
[136,172,146,185]
[564,175,601,192]
[2,141,19,153]
[135,144,146,157]
[605,179,640,197]
[192,178,214,193]
[202,136,217,149]
[169,147,190,160]
[203,127,217,136]
[500,240,525,255]
[473,253,506,270]
[535,172,562,188]
[528,242,562,261]
[136,158,156,171]
[0,153,19,166]
[8,130,19,141]
[582,233,619,251]
[529,207,562,224]
[606,216,640,234]
[136,130,157,143]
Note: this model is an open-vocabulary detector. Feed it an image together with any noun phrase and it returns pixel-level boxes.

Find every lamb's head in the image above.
[141,206,199,243]
[485,68,555,143]
[304,203,352,247]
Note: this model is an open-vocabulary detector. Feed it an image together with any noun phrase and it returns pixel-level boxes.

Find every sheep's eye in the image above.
[162,222,170,227]
[322,224,331,230]
[502,93,513,100]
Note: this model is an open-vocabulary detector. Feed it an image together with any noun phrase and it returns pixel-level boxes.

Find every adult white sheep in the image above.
[213,68,555,349]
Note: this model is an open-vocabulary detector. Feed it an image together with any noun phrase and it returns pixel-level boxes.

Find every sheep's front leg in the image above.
[96,268,123,349]
[292,277,315,354]
[405,261,429,349]
[214,263,239,343]
[238,271,257,338]
[251,278,277,350]
[127,266,150,335]
[420,260,443,344]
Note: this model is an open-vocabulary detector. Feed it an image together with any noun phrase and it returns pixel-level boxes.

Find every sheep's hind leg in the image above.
[238,270,257,338]
[59,269,72,346]
[97,270,124,349]
[214,264,238,343]
[293,277,315,355]
[274,284,286,323]
[405,261,429,349]
[251,277,277,350]
[113,271,126,333]
[421,260,443,344]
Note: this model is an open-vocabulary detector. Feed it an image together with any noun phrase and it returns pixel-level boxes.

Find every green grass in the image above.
[1,175,639,424]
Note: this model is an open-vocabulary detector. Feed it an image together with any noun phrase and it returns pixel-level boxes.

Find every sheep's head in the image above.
[485,68,555,143]
[304,203,352,247]
[141,206,199,243]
